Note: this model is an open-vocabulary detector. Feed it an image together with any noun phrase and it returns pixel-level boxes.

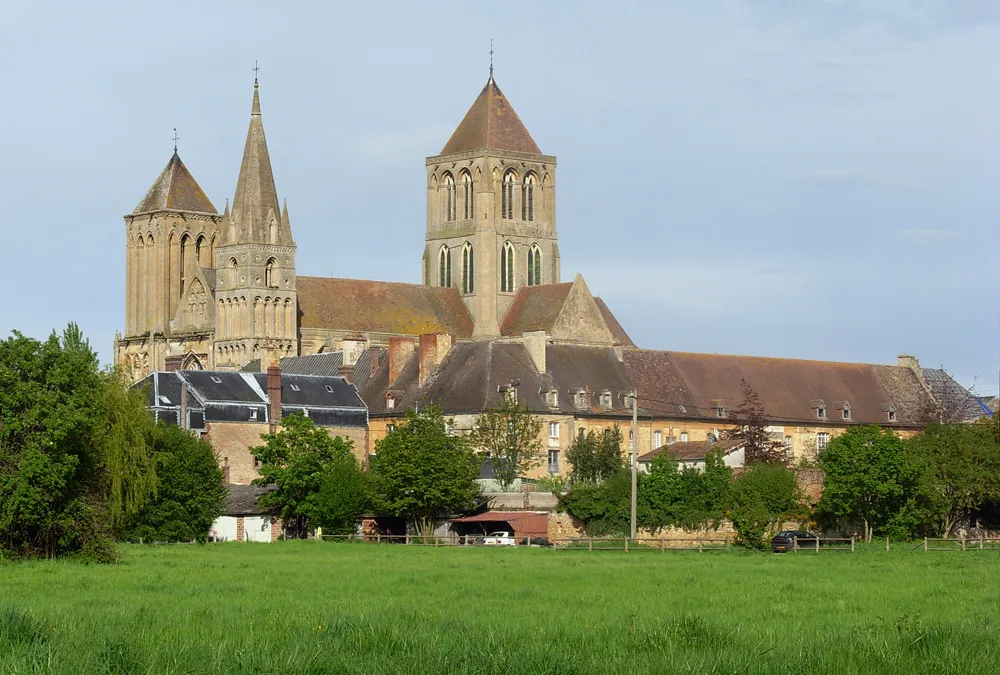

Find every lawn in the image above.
[1,543,999,674]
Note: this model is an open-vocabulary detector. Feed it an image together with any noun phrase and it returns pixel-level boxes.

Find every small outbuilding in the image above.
[210,484,280,543]
[450,511,549,542]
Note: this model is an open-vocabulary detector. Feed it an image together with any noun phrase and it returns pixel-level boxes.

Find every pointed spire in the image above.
[231,76,281,243]
[439,73,540,156]
[223,198,230,220]
[281,198,290,229]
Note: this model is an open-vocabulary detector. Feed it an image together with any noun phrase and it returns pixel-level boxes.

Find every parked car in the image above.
[483,531,517,546]
[771,530,818,553]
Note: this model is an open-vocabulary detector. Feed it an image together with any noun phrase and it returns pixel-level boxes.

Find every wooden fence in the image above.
[918,537,1000,552]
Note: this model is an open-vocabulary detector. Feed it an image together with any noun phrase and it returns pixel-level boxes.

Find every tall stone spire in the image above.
[231,78,284,243]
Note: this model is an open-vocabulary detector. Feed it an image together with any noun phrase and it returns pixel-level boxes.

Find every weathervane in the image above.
[489,39,494,78]
[172,128,179,153]
[253,60,260,84]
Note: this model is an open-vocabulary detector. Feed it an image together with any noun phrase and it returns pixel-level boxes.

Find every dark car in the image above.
[770,530,817,553]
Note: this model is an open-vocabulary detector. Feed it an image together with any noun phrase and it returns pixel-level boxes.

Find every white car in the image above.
[482,531,517,546]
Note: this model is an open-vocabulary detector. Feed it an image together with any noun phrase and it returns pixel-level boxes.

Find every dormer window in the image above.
[716,406,725,418]
[545,389,559,408]
[817,407,826,419]
[881,403,897,422]
[250,409,258,421]
[710,399,725,418]
[810,399,826,419]
[600,391,612,410]
[386,395,395,410]
[572,390,587,410]
[842,407,851,420]
[887,410,897,422]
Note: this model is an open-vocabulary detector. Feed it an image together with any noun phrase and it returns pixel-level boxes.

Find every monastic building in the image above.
[116,71,627,377]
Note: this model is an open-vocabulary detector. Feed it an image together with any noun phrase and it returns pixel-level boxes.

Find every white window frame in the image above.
[653,430,662,448]
[816,432,830,451]
[680,432,688,442]
[549,422,560,440]
[547,449,559,474]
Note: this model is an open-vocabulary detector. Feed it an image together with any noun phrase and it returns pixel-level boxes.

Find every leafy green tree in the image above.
[558,468,632,536]
[639,451,732,532]
[126,423,226,543]
[469,396,544,492]
[723,379,787,465]
[252,412,365,538]
[729,463,806,548]
[371,406,480,537]
[0,324,156,560]
[309,454,372,536]
[566,426,624,484]
[816,425,920,542]
[906,424,1000,537]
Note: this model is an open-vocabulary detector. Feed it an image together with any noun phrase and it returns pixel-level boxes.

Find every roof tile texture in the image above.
[133,152,217,215]
[440,77,541,155]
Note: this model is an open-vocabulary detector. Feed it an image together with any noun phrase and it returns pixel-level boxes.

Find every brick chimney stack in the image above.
[419,333,453,388]
[267,365,282,425]
[164,355,183,372]
[337,365,355,384]
[388,337,416,385]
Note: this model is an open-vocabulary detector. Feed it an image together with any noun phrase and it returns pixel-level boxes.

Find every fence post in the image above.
[815,536,820,553]
[980,537,984,551]
[527,535,531,547]
[588,538,593,552]
[962,537,966,552]
[660,537,665,552]
[698,539,703,553]
[851,537,855,553]
[376,533,381,545]
[406,533,410,546]
[923,537,928,551]
[793,537,798,552]
[886,536,889,552]
[625,538,629,552]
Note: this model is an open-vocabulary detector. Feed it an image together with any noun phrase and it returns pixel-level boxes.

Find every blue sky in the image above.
[0,1,997,395]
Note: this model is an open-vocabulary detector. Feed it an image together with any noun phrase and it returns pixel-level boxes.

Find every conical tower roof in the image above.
[133,151,217,215]
[440,74,541,155]
[231,79,283,241]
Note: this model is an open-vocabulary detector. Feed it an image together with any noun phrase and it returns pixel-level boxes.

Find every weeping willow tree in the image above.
[95,368,158,533]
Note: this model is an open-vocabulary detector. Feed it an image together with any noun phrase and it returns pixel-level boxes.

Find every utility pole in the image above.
[631,390,638,540]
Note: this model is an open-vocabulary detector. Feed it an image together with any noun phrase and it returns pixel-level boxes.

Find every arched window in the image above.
[269,219,277,243]
[229,257,239,287]
[195,235,205,267]
[500,241,515,293]
[502,170,517,220]
[527,244,542,286]
[522,174,536,221]
[461,242,474,294]
[438,245,451,287]
[444,173,456,222]
[179,234,189,296]
[461,171,473,220]
[265,258,276,288]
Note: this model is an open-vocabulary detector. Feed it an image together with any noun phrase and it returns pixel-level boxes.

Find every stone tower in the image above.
[119,149,222,377]
[214,78,298,369]
[424,70,559,337]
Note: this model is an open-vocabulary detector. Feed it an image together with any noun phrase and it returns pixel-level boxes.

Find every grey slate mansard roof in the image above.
[133,370,368,428]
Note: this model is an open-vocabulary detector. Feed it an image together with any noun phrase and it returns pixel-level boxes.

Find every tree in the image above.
[906,424,1000,538]
[558,468,632,537]
[309,454,372,536]
[639,450,732,532]
[566,426,624,484]
[0,324,156,560]
[251,412,364,538]
[371,406,481,538]
[729,463,806,548]
[126,423,226,543]
[723,379,787,465]
[815,425,920,542]
[469,395,543,492]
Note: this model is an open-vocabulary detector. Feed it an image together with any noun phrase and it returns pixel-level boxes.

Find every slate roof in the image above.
[594,298,634,347]
[224,484,276,516]
[132,152,217,215]
[440,75,542,156]
[296,277,474,338]
[639,439,744,463]
[133,370,367,427]
[624,350,937,427]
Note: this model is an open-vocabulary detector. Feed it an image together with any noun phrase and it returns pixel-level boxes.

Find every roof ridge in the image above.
[633,348,888,369]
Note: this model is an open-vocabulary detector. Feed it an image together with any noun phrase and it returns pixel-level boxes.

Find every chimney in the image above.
[343,336,366,367]
[337,365,355,384]
[897,355,919,370]
[523,331,546,373]
[369,347,381,378]
[388,337,416,385]
[267,365,282,424]
[179,379,188,430]
[419,333,452,388]
[164,355,183,372]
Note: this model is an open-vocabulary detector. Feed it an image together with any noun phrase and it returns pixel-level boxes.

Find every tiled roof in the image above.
[624,350,936,426]
[133,152,217,215]
[224,484,275,515]
[922,368,991,421]
[440,76,541,156]
[499,283,573,336]
[296,277,474,338]
[639,439,744,463]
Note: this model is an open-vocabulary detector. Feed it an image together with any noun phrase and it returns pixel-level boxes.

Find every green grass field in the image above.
[2,543,999,674]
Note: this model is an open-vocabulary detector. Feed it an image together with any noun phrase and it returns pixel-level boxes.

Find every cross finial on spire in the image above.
[172,128,179,153]
[253,60,260,86]
[489,39,494,79]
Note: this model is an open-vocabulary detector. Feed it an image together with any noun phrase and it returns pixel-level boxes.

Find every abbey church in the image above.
[116,71,629,375]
